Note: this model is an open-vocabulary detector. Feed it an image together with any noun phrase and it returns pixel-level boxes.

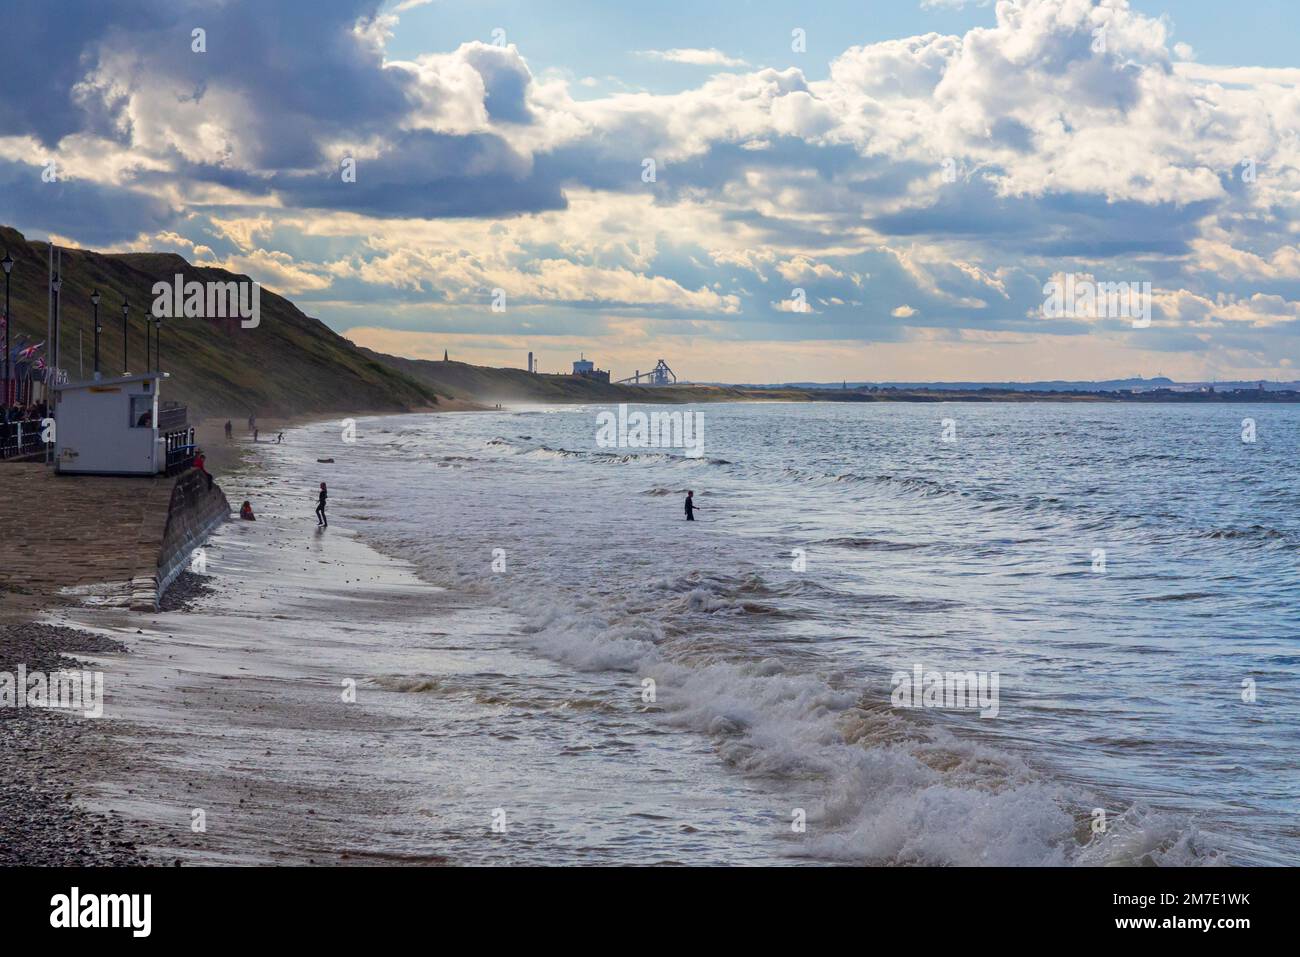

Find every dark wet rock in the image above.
[159,570,220,612]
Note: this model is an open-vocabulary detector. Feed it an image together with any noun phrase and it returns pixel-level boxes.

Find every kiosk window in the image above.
[130,395,154,428]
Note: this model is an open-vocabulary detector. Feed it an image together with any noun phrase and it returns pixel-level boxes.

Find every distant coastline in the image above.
[363,350,1300,406]
[755,385,1300,403]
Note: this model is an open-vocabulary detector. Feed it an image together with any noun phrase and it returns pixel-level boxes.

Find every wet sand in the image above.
[48,506,519,865]
[1,403,502,866]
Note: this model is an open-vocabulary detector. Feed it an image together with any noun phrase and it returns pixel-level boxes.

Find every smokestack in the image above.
[528,351,533,374]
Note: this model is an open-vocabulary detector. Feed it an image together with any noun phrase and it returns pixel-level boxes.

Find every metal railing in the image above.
[158,404,188,432]
[0,418,46,460]
[164,427,197,475]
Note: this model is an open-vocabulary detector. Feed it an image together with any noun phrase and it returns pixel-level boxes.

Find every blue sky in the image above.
[389,0,1300,83]
[2,0,1299,382]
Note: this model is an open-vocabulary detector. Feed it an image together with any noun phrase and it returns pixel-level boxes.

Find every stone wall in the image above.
[146,470,229,609]
[0,464,228,618]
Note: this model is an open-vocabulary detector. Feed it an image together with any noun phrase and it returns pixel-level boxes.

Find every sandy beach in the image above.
[19,451,523,865]
[8,415,804,866]
[0,411,495,865]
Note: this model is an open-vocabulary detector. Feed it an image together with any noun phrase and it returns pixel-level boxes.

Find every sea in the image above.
[251,401,1299,865]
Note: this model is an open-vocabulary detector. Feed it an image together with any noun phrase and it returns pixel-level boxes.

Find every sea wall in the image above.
[136,470,228,610]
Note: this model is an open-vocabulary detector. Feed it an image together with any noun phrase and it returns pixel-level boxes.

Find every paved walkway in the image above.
[0,463,174,621]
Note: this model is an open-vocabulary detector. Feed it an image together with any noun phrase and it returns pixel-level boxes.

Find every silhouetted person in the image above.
[684,490,699,521]
[224,420,232,441]
[316,482,328,527]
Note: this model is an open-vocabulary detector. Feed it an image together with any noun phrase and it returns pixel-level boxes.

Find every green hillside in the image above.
[0,225,442,418]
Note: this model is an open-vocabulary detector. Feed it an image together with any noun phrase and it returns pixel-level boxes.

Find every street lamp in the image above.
[2,251,13,414]
[121,298,129,374]
[154,312,162,373]
[50,275,62,382]
[91,290,101,377]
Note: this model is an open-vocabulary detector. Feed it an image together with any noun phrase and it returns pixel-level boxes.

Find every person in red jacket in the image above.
[193,449,212,490]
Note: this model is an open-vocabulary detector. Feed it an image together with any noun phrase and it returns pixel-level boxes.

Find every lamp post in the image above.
[121,298,129,374]
[91,290,101,377]
[145,302,152,372]
[154,313,161,373]
[50,275,62,383]
[2,251,13,414]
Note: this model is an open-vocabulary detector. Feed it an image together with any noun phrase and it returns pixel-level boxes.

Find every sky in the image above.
[1,0,1298,383]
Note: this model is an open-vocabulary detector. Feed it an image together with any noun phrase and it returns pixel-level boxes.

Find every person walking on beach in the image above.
[316,482,328,527]
[224,420,232,441]
[684,490,699,521]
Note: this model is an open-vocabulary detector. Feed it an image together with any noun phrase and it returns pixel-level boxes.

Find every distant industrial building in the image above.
[572,354,609,383]
[616,359,676,386]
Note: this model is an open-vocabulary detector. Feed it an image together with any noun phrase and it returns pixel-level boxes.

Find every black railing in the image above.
[164,427,197,475]
[0,417,46,460]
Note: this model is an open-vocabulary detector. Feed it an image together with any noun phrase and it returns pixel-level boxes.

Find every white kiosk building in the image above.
[52,372,193,476]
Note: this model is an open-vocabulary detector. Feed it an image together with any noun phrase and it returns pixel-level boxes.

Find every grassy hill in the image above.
[1,225,442,418]
[361,349,754,404]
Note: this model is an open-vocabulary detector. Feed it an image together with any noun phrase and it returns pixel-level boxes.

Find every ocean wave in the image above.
[339,408,1250,866]
[368,674,444,694]
[1198,525,1287,542]
[821,536,930,551]
[508,587,1215,865]
[487,436,729,467]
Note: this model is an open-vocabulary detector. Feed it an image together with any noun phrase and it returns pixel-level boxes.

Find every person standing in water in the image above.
[684,490,700,521]
[316,482,328,527]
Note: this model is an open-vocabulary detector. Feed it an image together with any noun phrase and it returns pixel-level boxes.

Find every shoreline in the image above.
[0,622,159,865]
[5,404,1287,865]
[0,405,485,865]
[15,430,525,865]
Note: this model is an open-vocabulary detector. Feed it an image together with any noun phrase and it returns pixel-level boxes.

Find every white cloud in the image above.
[19,0,1300,381]
[637,49,748,68]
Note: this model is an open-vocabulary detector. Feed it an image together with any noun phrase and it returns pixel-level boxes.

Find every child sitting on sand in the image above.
[240,500,256,521]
